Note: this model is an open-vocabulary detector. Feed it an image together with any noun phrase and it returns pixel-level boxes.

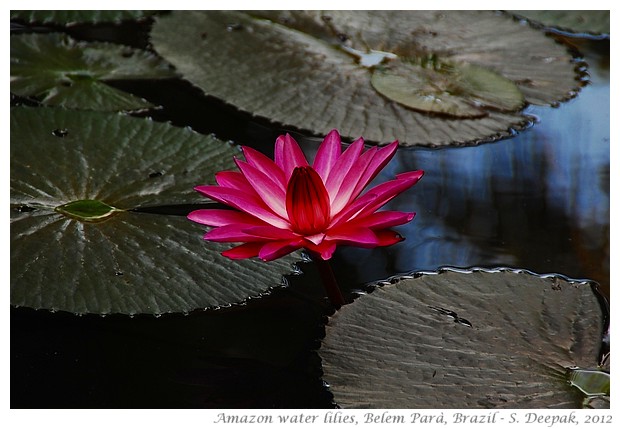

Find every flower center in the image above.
[286,166,331,235]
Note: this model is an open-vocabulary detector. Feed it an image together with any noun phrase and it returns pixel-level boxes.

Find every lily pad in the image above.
[10,106,299,315]
[151,11,583,147]
[55,199,122,222]
[320,268,608,408]
[567,368,610,396]
[10,32,176,111]
[509,11,610,38]
[10,10,156,25]
[371,57,525,118]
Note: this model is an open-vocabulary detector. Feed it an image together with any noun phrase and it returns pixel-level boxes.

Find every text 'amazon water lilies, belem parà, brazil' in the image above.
[188,130,423,262]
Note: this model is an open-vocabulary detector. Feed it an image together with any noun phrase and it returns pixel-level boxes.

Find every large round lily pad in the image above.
[10,10,156,25]
[10,32,176,111]
[151,11,583,147]
[320,268,608,408]
[10,106,299,315]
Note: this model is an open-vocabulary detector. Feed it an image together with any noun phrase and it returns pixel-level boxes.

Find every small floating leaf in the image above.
[320,269,608,408]
[567,368,610,396]
[55,199,121,222]
[458,62,526,111]
[10,33,175,111]
[151,11,582,147]
[371,58,524,117]
[11,10,156,25]
[11,106,299,315]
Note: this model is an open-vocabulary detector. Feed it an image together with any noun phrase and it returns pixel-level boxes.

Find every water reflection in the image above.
[317,46,609,299]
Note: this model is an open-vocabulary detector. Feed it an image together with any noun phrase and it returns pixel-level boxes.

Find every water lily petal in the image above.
[374,229,405,246]
[331,141,400,215]
[221,242,264,259]
[204,224,270,242]
[324,137,364,201]
[350,141,399,200]
[259,238,304,261]
[215,170,254,193]
[243,225,297,240]
[396,170,425,181]
[305,240,337,260]
[329,146,376,215]
[275,133,308,180]
[332,141,398,216]
[327,225,379,246]
[194,185,290,229]
[235,158,288,218]
[352,211,415,229]
[329,192,379,227]
[306,232,326,245]
[241,146,287,191]
[188,208,265,227]
[313,129,342,182]
[286,166,331,235]
[352,170,424,220]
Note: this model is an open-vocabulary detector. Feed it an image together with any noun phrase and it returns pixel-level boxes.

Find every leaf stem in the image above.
[308,252,345,308]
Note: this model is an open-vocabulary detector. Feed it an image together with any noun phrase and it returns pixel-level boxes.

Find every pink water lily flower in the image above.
[188,130,423,262]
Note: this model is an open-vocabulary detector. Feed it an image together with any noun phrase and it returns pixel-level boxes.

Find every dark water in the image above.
[11,20,609,408]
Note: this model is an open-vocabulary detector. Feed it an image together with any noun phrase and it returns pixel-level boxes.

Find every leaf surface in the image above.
[151,11,582,146]
[320,268,608,408]
[11,107,299,315]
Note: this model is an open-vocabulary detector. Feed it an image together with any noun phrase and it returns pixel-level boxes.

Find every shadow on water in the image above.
[10,18,609,408]
[11,261,337,408]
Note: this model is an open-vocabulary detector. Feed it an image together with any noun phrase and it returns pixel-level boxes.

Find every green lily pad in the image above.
[151,11,582,147]
[11,33,176,111]
[55,199,123,222]
[11,10,156,25]
[509,11,610,37]
[371,57,525,118]
[567,368,610,396]
[320,268,608,408]
[10,106,299,315]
